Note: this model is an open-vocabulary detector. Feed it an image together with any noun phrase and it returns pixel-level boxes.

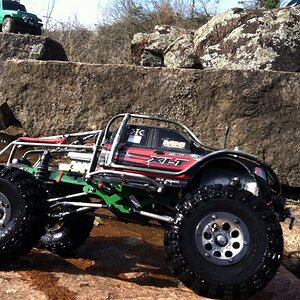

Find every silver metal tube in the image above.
[102,113,218,151]
[12,141,94,150]
[139,210,174,223]
[57,207,93,218]
[7,144,17,165]
[127,113,219,150]
[0,142,14,157]
[86,169,162,188]
[88,131,103,173]
[101,114,125,145]
[50,201,105,209]
[47,192,88,202]
[41,130,103,139]
[105,113,130,166]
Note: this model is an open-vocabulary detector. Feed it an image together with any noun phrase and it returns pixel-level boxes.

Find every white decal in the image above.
[128,135,142,144]
[162,140,186,149]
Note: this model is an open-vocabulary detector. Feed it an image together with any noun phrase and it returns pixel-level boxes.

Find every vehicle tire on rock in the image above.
[2,17,17,33]
[38,202,94,256]
[164,185,283,300]
[0,166,47,264]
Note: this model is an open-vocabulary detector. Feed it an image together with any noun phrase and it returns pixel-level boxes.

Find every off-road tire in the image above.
[2,17,17,33]
[164,185,283,299]
[38,207,94,256]
[0,166,47,264]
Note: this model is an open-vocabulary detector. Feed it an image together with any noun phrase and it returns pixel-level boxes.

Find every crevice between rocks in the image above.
[0,102,22,130]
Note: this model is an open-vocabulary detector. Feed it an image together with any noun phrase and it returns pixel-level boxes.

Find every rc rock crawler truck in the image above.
[0,113,294,299]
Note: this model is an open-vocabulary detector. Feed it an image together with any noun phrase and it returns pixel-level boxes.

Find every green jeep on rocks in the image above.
[0,0,42,35]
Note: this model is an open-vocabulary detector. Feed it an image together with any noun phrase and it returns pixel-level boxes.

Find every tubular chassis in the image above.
[0,113,294,299]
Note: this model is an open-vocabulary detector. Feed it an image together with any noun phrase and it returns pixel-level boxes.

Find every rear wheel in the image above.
[0,167,47,264]
[38,200,94,256]
[164,185,283,299]
[2,17,17,33]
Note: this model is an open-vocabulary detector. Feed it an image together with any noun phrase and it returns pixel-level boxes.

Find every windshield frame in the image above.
[3,1,27,12]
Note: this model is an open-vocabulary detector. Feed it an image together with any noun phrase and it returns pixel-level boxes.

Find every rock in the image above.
[133,7,300,71]
[0,60,298,187]
[194,7,300,71]
[140,50,164,67]
[0,209,299,300]
[29,44,46,60]
[164,33,202,68]
[0,102,21,130]
[282,204,300,277]
[131,25,201,68]
[93,216,104,227]
[0,33,68,61]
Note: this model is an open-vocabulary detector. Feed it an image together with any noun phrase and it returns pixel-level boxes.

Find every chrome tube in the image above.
[139,210,174,223]
[47,192,88,202]
[105,113,130,166]
[50,201,105,209]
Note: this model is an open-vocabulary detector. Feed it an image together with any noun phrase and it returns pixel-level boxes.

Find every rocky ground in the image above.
[0,204,299,300]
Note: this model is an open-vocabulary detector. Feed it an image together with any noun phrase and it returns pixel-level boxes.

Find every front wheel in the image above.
[0,167,47,264]
[2,17,17,33]
[164,185,283,299]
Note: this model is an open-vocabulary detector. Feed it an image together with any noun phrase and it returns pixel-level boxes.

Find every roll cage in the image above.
[0,113,281,194]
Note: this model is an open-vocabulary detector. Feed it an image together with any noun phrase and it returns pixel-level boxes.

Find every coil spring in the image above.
[35,151,51,181]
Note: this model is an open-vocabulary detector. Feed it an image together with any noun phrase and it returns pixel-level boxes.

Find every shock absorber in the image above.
[36,151,51,181]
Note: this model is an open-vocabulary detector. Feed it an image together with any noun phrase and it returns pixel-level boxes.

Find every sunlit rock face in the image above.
[0,61,299,186]
[133,7,300,72]
[194,7,300,71]
[131,25,201,68]
[0,32,67,61]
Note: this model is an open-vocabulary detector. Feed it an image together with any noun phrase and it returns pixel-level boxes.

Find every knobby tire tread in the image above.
[164,185,283,299]
[0,166,47,263]
[38,210,94,256]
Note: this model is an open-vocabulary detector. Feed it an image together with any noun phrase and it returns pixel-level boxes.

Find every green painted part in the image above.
[20,167,86,186]
[20,165,177,215]
[20,165,35,174]
[20,165,130,213]
[83,185,130,214]
[50,170,87,185]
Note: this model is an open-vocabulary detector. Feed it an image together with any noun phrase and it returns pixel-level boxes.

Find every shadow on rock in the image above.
[6,235,177,289]
[283,254,300,279]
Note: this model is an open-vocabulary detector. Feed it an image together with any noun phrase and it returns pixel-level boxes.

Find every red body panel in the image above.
[19,137,67,144]
[98,144,202,182]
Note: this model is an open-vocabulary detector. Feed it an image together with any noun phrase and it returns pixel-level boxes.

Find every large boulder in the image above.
[133,7,300,71]
[131,25,201,68]
[0,33,68,61]
[0,60,298,187]
[194,7,300,71]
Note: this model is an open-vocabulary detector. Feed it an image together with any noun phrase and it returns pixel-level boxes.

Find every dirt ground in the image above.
[0,205,299,300]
